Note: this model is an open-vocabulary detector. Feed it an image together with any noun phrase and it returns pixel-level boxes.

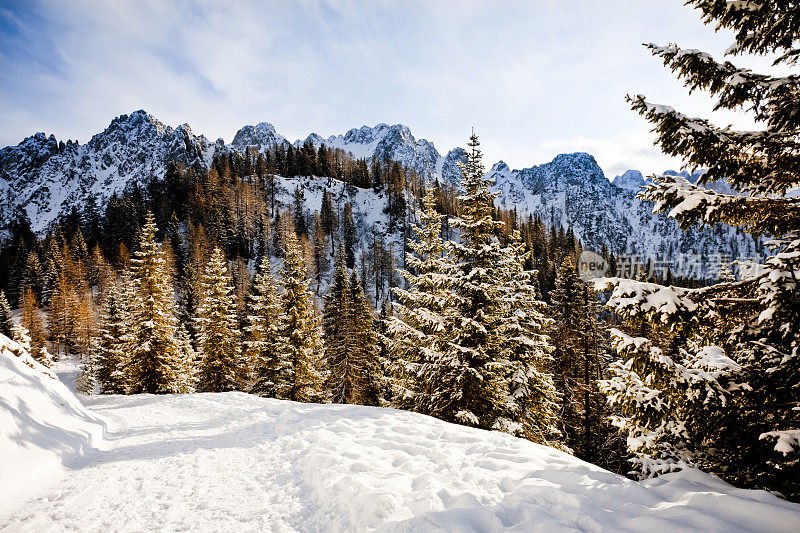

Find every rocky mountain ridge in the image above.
[0,110,759,270]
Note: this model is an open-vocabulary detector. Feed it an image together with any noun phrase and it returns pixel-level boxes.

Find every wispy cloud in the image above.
[0,0,765,177]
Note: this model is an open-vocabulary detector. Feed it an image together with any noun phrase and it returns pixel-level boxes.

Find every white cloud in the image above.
[0,0,770,178]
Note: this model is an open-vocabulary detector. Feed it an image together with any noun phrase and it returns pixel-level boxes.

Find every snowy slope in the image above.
[2,351,800,531]
[0,335,104,519]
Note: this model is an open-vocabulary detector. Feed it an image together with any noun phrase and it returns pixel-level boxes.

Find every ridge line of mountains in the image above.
[0,110,760,273]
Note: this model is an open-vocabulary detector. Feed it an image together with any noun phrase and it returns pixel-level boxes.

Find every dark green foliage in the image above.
[323,253,379,405]
[342,203,356,269]
[602,0,800,499]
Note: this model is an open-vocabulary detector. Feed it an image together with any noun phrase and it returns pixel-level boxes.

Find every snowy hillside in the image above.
[0,111,758,269]
[0,335,104,518]
[1,338,799,531]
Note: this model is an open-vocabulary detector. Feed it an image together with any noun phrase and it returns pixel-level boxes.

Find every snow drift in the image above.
[1,339,799,531]
[0,334,104,519]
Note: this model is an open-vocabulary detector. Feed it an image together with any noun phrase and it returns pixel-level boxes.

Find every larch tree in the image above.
[21,286,49,365]
[245,256,290,397]
[196,246,242,392]
[280,226,325,402]
[127,212,189,394]
[596,0,800,499]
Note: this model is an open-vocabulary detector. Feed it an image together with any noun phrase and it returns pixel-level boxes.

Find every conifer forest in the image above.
[0,1,798,530]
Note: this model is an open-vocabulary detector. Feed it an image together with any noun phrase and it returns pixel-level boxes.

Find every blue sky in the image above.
[0,0,768,178]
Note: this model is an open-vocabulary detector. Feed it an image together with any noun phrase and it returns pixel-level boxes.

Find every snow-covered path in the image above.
[2,355,800,532]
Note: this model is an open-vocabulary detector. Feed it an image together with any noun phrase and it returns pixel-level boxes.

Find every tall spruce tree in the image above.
[128,212,188,394]
[441,131,512,429]
[323,254,355,402]
[323,253,379,404]
[280,226,325,402]
[388,187,458,414]
[93,281,132,394]
[349,271,380,404]
[196,247,242,392]
[548,256,612,458]
[245,256,290,397]
[597,1,800,499]
[497,236,562,447]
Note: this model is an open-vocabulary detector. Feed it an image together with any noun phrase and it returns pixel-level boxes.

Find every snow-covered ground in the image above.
[1,345,799,531]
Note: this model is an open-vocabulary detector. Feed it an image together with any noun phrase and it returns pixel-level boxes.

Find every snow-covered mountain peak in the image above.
[613,169,647,191]
[231,122,290,150]
[87,110,170,151]
[2,132,62,167]
[549,152,602,176]
[314,123,441,178]
[301,133,326,147]
[664,168,707,183]
[0,111,217,233]
[491,160,510,173]
[342,123,391,145]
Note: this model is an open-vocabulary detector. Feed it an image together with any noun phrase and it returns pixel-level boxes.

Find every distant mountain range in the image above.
[0,110,761,271]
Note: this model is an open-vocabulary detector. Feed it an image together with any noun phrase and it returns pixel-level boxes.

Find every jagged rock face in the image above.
[232,122,290,151]
[0,111,215,233]
[440,148,467,188]
[612,170,648,192]
[489,153,760,271]
[0,133,62,181]
[307,123,442,180]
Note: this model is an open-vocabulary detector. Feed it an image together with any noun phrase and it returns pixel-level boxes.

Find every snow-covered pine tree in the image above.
[280,226,325,402]
[196,246,243,392]
[127,212,188,394]
[597,1,800,499]
[0,290,13,338]
[388,186,459,415]
[245,256,290,397]
[11,322,33,357]
[496,235,562,447]
[442,131,513,429]
[93,281,132,394]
